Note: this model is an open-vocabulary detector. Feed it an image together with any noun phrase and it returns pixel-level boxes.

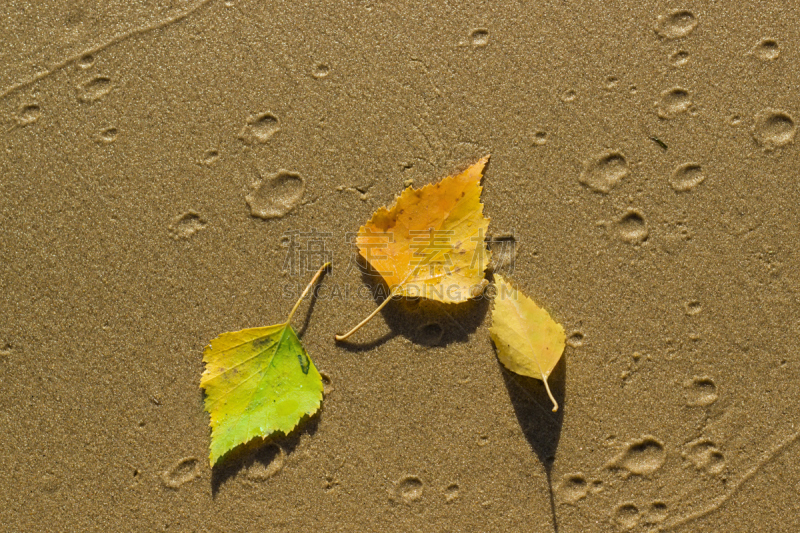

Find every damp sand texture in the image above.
[1,2,800,532]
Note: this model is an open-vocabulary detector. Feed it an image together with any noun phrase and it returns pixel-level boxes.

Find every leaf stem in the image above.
[335,268,417,341]
[334,289,396,341]
[542,375,558,413]
[528,348,558,412]
[286,262,331,326]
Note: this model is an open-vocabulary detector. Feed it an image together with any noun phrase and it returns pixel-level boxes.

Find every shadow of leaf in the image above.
[209,408,321,496]
[337,258,490,350]
[499,350,566,533]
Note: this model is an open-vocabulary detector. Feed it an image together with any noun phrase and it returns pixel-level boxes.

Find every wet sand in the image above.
[1,1,799,531]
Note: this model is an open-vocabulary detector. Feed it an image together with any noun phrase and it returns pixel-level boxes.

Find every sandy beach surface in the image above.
[2,1,799,531]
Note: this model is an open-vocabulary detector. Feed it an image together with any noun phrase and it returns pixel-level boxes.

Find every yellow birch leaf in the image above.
[336,156,491,340]
[489,274,566,411]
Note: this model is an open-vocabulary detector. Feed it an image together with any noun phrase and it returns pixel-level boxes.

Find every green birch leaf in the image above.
[200,264,328,466]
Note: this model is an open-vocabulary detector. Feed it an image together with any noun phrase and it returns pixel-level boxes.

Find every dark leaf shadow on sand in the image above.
[336,259,491,350]
[209,413,320,496]
[499,351,566,533]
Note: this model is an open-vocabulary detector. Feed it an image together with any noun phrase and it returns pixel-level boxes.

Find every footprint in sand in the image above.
[579,151,629,193]
[246,170,305,219]
[161,457,200,489]
[391,475,424,504]
[607,436,666,477]
[752,109,795,151]
[238,112,280,144]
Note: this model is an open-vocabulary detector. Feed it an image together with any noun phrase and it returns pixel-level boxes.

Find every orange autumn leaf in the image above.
[358,155,492,299]
[336,156,491,340]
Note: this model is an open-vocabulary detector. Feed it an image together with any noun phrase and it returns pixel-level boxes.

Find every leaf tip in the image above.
[472,154,490,179]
